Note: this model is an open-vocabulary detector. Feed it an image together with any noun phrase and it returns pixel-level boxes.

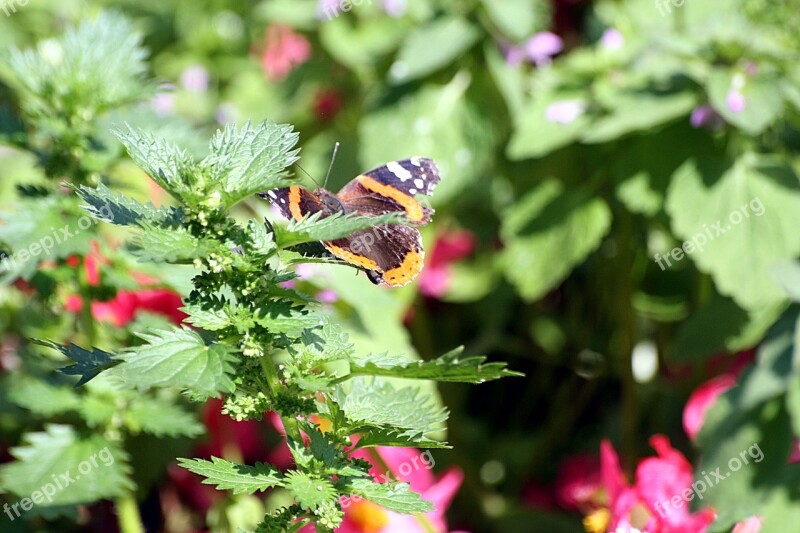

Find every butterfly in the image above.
[259,157,440,287]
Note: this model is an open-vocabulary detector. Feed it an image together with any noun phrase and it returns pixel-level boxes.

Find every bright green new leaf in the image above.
[345,478,434,515]
[389,18,479,83]
[74,183,182,227]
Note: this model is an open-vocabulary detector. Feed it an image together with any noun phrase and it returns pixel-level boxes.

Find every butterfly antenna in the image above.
[322,142,340,189]
[295,164,321,188]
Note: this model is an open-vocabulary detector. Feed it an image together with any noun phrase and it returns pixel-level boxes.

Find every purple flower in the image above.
[525,31,563,66]
[544,100,586,125]
[382,0,407,17]
[726,89,746,114]
[505,45,526,67]
[601,29,624,51]
[690,105,724,128]
[180,65,210,93]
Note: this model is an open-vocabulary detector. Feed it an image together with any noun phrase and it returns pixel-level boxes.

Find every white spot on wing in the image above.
[414,178,424,189]
[410,157,422,166]
[387,161,413,182]
[267,191,277,198]
[409,188,417,194]
[280,198,286,204]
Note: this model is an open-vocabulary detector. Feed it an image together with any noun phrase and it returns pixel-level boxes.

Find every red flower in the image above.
[313,89,344,122]
[419,230,476,298]
[554,453,602,513]
[259,24,311,82]
[66,289,186,327]
[587,436,715,533]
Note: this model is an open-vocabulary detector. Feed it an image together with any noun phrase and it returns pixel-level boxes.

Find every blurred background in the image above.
[1,0,800,532]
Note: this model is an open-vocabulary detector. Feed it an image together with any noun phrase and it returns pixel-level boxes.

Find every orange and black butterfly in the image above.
[259,157,440,287]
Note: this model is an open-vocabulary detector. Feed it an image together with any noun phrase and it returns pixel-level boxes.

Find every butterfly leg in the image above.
[366,269,383,285]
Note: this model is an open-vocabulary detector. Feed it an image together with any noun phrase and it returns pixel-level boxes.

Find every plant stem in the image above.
[260,353,303,442]
[115,493,145,533]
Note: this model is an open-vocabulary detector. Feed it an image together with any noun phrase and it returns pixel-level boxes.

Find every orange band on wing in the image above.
[358,175,425,222]
[324,242,379,270]
[289,186,304,221]
[382,249,424,287]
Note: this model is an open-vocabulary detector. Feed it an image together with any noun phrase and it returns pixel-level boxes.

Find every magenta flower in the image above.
[601,29,625,51]
[595,436,715,533]
[316,288,339,303]
[180,64,210,93]
[545,100,587,125]
[150,88,175,116]
[419,230,476,298]
[682,373,737,441]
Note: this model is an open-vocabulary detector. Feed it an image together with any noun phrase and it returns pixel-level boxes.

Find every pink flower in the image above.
[595,436,715,533]
[180,64,210,93]
[335,447,464,533]
[419,230,476,298]
[601,29,624,51]
[683,374,737,441]
[504,31,563,68]
[733,516,762,533]
[382,0,407,17]
[545,100,586,124]
[260,24,311,82]
[150,90,175,117]
[524,31,563,66]
[316,289,339,303]
[726,89,746,114]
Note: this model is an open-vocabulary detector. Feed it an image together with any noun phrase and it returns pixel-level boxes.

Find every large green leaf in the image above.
[507,92,590,160]
[389,17,479,83]
[481,0,550,41]
[0,425,133,506]
[178,457,283,495]
[500,180,612,301]
[707,69,784,135]
[665,155,800,310]
[109,327,238,399]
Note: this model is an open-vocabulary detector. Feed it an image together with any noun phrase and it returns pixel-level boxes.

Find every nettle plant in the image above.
[0,12,519,532]
[66,119,520,531]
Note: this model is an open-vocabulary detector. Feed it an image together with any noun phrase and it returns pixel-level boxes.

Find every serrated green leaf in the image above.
[345,478,433,515]
[389,18,479,83]
[34,340,119,386]
[254,307,323,336]
[182,304,235,331]
[7,377,81,416]
[178,457,283,495]
[109,327,238,399]
[200,121,300,207]
[113,124,195,199]
[0,425,133,505]
[74,183,182,227]
[4,12,148,119]
[125,397,204,438]
[284,471,336,511]
[131,222,222,263]
[337,378,448,437]
[352,428,451,450]
[273,211,406,250]
[500,180,612,301]
[347,346,523,383]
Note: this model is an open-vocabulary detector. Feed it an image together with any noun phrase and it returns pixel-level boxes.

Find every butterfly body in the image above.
[260,157,440,287]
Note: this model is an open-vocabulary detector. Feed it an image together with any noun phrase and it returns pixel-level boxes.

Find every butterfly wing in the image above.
[259,186,323,222]
[323,224,424,287]
[335,158,440,225]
